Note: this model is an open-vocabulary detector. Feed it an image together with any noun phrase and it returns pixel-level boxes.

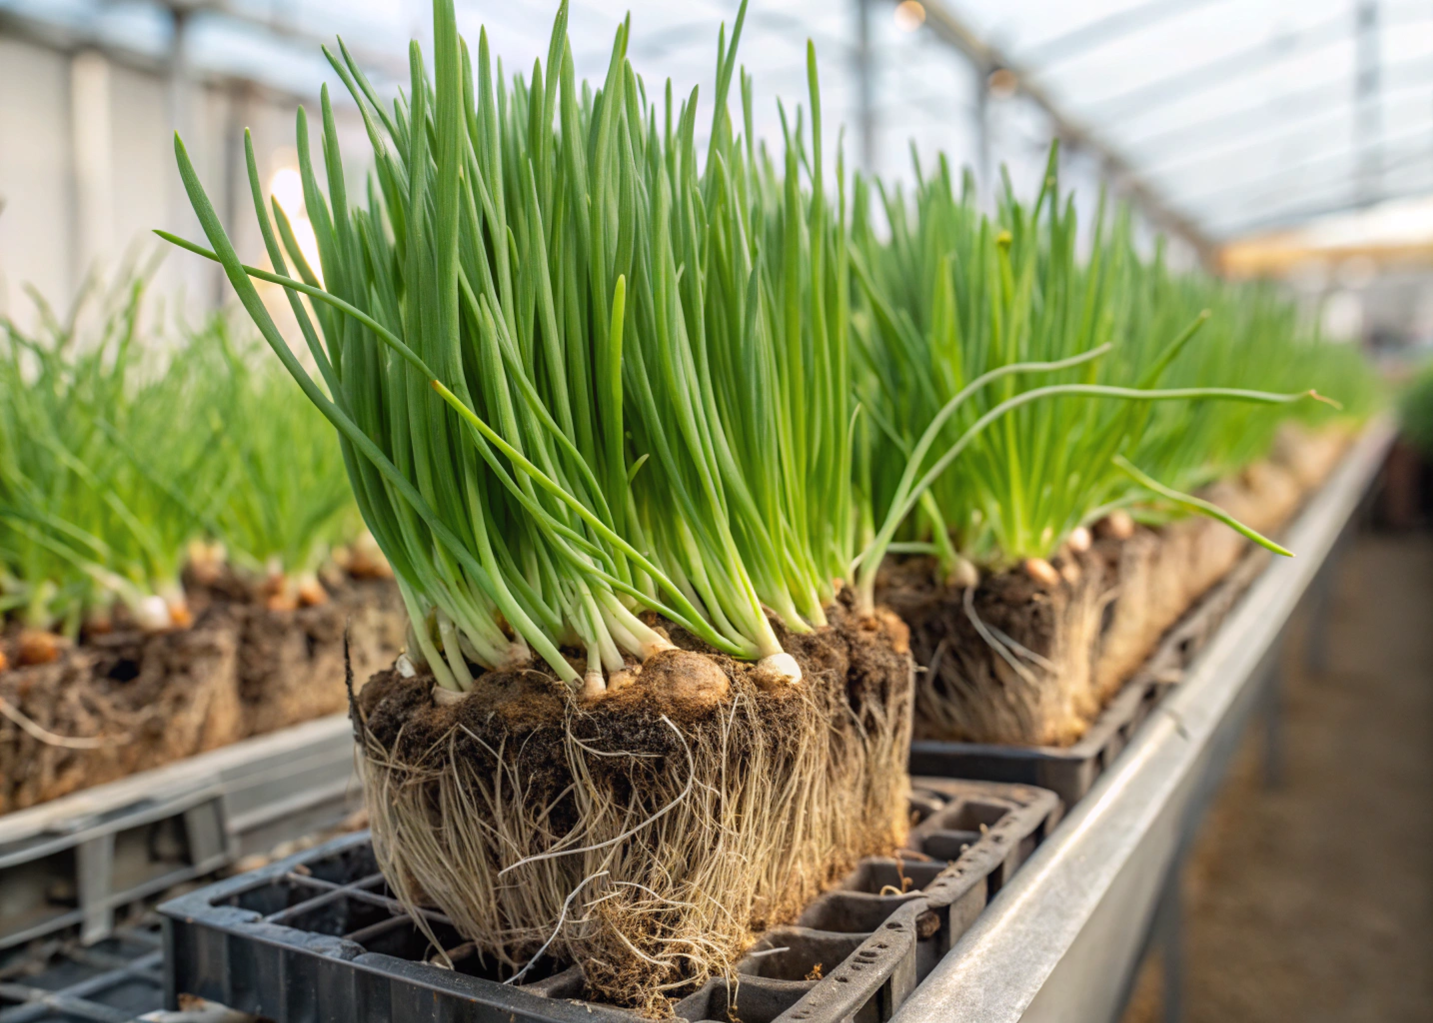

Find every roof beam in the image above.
[901,0,1215,263]
[1137,75,1433,180]
[144,0,409,80]
[1178,125,1433,213]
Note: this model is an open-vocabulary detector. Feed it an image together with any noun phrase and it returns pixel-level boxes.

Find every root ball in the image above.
[352,599,912,1011]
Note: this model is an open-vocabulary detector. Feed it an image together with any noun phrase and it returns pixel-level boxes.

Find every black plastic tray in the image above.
[0,713,360,952]
[911,546,1270,809]
[159,778,1059,1023]
[0,920,163,1023]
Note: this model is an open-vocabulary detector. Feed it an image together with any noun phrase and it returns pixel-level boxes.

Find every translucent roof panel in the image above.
[5,0,1428,245]
[952,0,1433,240]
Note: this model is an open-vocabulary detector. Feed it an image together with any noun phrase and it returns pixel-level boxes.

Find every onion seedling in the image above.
[163,0,854,692]
[0,278,214,635]
[0,277,366,642]
[849,146,1335,603]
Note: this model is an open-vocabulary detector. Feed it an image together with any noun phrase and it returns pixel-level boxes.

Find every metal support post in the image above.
[854,0,877,175]
[1355,0,1383,206]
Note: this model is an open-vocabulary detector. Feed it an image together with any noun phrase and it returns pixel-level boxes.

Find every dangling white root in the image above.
[756,652,802,683]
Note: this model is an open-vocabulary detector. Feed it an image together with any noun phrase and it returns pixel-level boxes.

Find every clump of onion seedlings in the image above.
[163,0,914,1007]
[0,277,208,639]
[847,145,1363,746]
[849,145,1338,601]
[195,328,359,608]
[0,275,367,652]
[162,0,857,698]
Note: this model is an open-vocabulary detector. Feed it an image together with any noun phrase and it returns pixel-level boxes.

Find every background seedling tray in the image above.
[0,715,358,951]
[0,920,163,1023]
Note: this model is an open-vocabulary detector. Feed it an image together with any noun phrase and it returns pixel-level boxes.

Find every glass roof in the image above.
[973,0,1433,239]
[5,0,1430,245]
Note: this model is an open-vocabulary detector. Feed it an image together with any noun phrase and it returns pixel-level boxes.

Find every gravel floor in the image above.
[1123,531,1433,1023]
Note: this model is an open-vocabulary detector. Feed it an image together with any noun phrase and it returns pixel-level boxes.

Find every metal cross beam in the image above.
[1016,0,1227,71]
[1139,75,1431,182]
[1084,8,1354,127]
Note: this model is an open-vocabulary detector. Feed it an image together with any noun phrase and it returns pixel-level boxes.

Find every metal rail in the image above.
[891,421,1395,1023]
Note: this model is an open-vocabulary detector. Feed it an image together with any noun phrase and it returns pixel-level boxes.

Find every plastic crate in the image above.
[160,778,1059,1023]
[0,716,359,951]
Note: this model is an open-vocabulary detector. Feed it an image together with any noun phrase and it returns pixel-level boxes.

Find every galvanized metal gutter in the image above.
[891,421,1395,1023]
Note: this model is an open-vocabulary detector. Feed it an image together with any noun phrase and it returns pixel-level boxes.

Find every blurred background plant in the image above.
[0,270,359,648]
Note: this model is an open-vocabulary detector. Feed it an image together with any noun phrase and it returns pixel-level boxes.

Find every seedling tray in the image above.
[0,920,163,1023]
[159,777,1059,1023]
[0,714,358,951]
[910,545,1270,809]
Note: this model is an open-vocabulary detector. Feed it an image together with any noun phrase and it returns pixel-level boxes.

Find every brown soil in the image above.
[0,622,240,814]
[0,570,404,814]
[885,426,1351,748]
[882,543,1116,746]
[354,595,912,1011]
[234,577,405,736]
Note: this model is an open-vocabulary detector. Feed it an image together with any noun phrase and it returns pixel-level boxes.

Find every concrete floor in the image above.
[1124,531,1433,1023]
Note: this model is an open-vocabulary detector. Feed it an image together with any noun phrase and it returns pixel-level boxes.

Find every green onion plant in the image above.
[849,147,1344,604]
[0,276,361,637]
[164,0,859,692]
[1399,356,1433,455]
[0,279,212,634]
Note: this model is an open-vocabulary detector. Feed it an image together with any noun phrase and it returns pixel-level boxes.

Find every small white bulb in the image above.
[580,671,607,701]
[133,595,172,632]
[757,652,803,683]
[431,684,464,705]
